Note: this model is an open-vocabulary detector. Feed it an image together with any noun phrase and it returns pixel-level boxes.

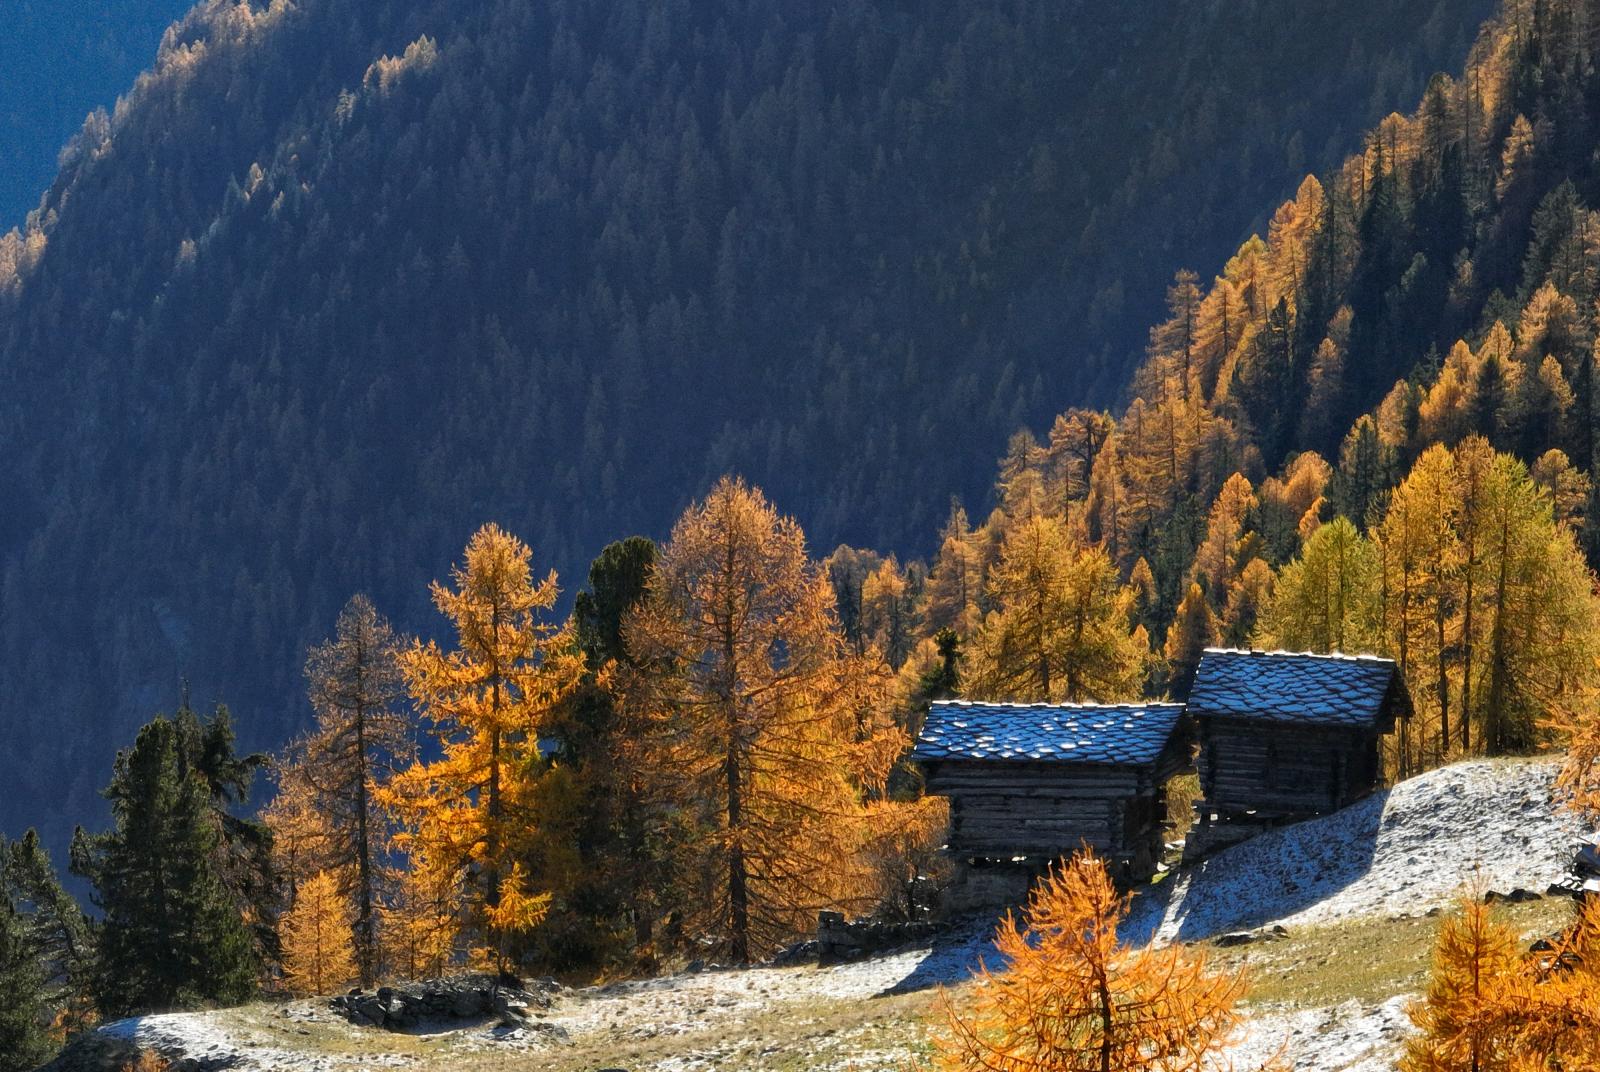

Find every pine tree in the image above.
[930,851,1249,1072]
[563,535,676,966]
[1329,417,1393,529]
[72,713,259,1016]
[1,830,93,1041]
[296,594,408,986]
[175,702,279,968]
[380,523,584,971]
[280,870,357,996]
[0,878,52,1072]
[622,477,908,964]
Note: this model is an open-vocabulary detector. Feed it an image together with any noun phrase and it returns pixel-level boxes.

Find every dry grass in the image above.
[1208,895,1573,1010]
[186,894,1577,1072]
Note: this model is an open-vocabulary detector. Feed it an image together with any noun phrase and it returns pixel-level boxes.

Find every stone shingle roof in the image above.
[1186,648,1406,729]
[912,700,1188,766]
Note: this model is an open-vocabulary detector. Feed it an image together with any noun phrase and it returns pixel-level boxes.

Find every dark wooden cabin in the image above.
[1184,648,1412,858]
[914,701,1192,890]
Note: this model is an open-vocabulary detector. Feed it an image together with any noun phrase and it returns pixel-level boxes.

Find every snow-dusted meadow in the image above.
[88,758,1591,1072]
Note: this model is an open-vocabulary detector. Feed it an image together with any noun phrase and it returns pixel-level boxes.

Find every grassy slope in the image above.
[147,896,1570,1072]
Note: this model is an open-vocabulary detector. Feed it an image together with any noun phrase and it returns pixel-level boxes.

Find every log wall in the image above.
[1197,717,1381,818]
[922,760,1170,882]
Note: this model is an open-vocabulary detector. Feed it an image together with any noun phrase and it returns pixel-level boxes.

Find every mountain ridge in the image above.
[0,0,1493,850]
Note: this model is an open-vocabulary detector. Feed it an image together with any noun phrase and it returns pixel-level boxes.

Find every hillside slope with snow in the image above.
[51,758,1589,1072]
[1125,758,1591,944]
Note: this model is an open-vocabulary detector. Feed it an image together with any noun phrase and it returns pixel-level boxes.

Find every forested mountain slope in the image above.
[0,0,1491,848]
[0,1,193,228]
[953,0,1600,774]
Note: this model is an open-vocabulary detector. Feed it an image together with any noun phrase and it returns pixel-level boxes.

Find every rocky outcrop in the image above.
[329,975,563,1035]
[35,1035,146,1072]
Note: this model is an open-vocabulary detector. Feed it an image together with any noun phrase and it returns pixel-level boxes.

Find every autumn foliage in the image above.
[1403,894,1600,1071]
[379,524,583,969]
[623,478,916,964]
[931,852,1250,1072]
[280,871,357,996]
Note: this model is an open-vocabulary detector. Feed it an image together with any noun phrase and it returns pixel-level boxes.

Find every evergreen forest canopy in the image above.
[0,0,1492,851]
[0,0,193,229]
[16,0,1600,1056]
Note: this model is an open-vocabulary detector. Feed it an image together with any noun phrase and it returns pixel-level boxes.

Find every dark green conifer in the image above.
[1,829,92,1047]
[72,713,259,1016]
[0,882,52,1072]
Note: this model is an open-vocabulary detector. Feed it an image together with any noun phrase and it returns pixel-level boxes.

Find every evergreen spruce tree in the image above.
[72,713,259,1016]
[177,703,279,967]
[916,629,963,703]
[0,882,52,1072]
[2,830,93,1041]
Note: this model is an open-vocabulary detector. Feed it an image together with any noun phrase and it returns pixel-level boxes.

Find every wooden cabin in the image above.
[913,700,1192,896]
[1184,648,1412,858]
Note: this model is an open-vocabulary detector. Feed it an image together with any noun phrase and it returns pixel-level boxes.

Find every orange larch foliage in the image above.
[930,852,1257,1072]
[1406,894,1600,1072]
[378,523,584,970]
[280,870,357,996]
[622,477,912,964]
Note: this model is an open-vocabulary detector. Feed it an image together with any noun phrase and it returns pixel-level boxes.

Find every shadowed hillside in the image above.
[0,0,1492,849]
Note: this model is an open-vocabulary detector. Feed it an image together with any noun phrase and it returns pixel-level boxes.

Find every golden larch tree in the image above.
[1164,582,1218,693]
[378,850,461,981]
[1405,894,1600,1071]
[966,513,1146,703]
[294,593,409,986]
[379,523,584,969]
[1470,451,1599,755]
[280,870,358,996]
[930,851,1252,1072]
[1379,446,1461,767]
[262,746,334,898]
[622,477,908,964]
[1256,517,1383,654]
[861,556,914,669]
[1190,472,1258,600]
[925,504,986,638]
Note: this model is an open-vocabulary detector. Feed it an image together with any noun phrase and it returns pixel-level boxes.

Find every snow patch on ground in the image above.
[84,759,1585,1072]
[101,1010,408,1071]
[1125,758,1590,944]
[549,920,997,1040]
[1232,995,1416,1072]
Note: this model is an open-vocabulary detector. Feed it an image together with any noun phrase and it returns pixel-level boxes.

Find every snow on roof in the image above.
[912,700,1187,766]
[1186,648,1403,729]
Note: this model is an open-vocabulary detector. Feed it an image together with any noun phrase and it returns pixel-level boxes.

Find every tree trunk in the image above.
[354,704,374,986]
